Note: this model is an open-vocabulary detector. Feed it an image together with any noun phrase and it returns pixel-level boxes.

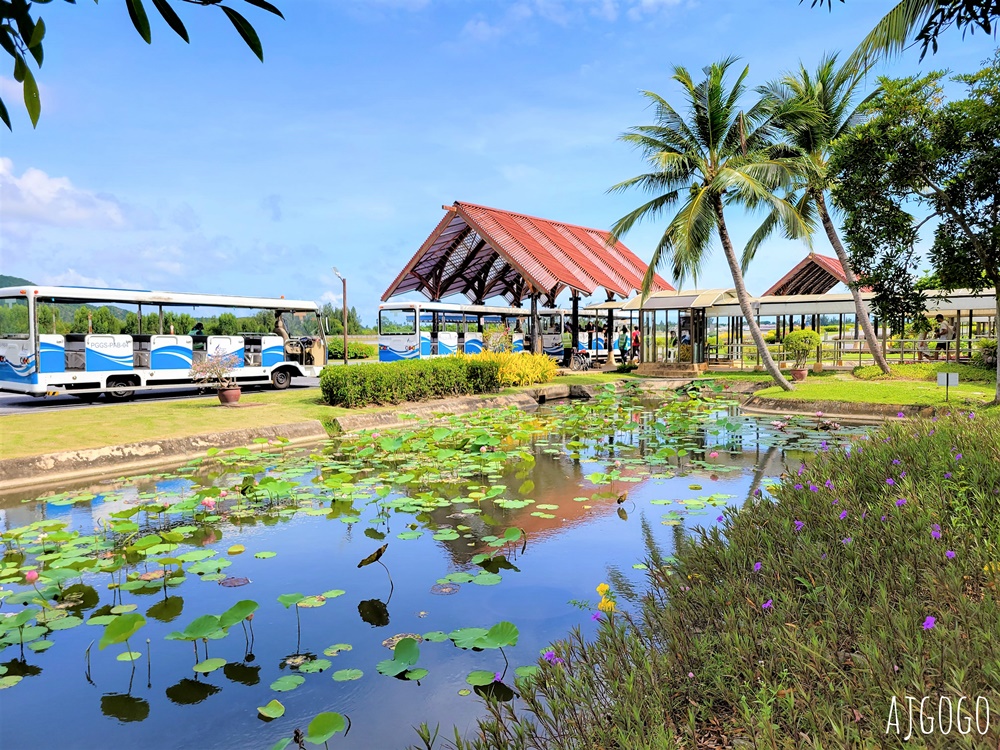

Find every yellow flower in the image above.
[597,597,616,613]
[596,583,610,596]
[985,562,999,574]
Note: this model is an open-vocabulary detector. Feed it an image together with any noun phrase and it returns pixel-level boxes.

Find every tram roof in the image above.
[1,286,319,312]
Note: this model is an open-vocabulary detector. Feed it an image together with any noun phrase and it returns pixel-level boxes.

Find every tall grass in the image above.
[421,411,1000,749]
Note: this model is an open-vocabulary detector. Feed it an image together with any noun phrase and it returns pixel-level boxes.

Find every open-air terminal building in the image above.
[385,205,997,371]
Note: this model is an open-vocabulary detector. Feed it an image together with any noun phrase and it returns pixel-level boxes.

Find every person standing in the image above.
[934,314,954,361]
[618,325,629,364]
[631,325,641,361]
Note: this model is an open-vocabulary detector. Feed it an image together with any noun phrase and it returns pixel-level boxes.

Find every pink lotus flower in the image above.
[480,446,487,453]
[201,498,216,509]
[708,451,719,459]
[24,570,39,584]
[219,490,228,498]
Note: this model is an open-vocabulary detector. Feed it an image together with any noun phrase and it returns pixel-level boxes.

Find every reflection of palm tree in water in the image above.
[746,446,780,503]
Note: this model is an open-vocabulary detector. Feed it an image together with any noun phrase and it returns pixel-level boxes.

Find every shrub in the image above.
[320,357,502,407]
[442,411,1000,749]
[328,339,375,360]
[782,329,821,369]
[460,352,557,388]
[972,338,997,369]
[853,362,996,385]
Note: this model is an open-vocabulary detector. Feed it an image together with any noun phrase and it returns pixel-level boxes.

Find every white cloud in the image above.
[0,158,132,230]
[40,268,145,290]
[319,290,344,307]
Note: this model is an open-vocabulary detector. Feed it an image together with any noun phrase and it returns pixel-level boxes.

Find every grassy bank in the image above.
[433,410,1000,749]
[755,375,997,408]
[0,389,348,460]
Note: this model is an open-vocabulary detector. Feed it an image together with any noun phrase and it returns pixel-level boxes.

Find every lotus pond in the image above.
[0,385,872,749]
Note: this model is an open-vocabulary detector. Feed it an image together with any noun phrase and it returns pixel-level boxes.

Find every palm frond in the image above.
[846,0,937,68]
[608,190,682,242]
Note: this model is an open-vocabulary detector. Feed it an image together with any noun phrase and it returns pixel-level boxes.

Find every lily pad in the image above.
[193,658,227,673]
[332,668,363,682]
[257,699,285,719]
[269,675,305,692]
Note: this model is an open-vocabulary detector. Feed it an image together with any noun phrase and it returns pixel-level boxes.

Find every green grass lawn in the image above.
[1,389,349,460]
[755,375,997,408]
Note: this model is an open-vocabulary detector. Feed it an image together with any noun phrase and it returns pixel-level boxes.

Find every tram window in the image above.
[0,297,29,339]
[379,309,416,335]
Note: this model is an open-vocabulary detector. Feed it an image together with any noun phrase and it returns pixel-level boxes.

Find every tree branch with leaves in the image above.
[0,0,283,130]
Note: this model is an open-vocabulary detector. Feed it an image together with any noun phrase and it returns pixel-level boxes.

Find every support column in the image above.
[571,293,580,350]
[606,296,614,360]
[530,291,540,354]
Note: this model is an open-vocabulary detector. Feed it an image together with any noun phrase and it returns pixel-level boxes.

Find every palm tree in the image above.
[751,53,892,374]
[609,58,814,391]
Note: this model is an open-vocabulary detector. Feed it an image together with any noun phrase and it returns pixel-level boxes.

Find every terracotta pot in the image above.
[218,387,241,404]
[790,368,808,382]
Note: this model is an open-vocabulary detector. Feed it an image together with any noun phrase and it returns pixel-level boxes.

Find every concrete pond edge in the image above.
[5,377,931,492]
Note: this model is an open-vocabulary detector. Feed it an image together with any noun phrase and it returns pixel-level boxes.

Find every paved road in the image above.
[0,377,322,416]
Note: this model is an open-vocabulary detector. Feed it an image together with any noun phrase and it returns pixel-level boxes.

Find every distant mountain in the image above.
[1,274,33,287]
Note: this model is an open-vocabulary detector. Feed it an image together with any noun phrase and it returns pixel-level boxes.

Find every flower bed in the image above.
[448,410,1000,749]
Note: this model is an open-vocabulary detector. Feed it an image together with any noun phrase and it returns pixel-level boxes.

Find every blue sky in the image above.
[1,0,995,324]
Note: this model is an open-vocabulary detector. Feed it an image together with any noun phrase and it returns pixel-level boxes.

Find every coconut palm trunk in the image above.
[815,191,891,373]
[714,196,792,390]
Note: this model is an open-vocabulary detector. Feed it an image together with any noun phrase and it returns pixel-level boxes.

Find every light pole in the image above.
[333,267,348,366]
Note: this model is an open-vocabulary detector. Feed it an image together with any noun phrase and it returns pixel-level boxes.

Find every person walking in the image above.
[618,325,629,365]
[631,325,641,361]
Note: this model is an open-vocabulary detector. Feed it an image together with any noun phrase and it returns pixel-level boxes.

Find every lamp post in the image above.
[333,267,348,366]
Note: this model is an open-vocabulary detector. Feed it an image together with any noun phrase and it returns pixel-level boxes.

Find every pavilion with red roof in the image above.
[382,201,672,350]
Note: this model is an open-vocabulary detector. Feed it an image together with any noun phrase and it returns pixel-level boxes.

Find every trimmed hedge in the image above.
[320,357,501,408]
[329,339,376,360]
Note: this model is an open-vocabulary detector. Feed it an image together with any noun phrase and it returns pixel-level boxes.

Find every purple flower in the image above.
[842,537,852,545]
[922,616,936,630]
[946,550,956,559]
[944,472,952,479]
[896,498,906,507]
[794,483,803,490]
[762,599,773,609]
[839,510,848,520]
[716,515,724,522]
[881,514,887,521]
[809,484,818,492]
[955,454,962,461]
[794,520,804,532]
[591,612,602,621]
[897,412,906,418]
[886,478,895,486]
[821,440,829,451]
[900,471,906,478]
[495,671,503,681]
[968,412,975,419]
[862,511,867,519]
[931,524,941,540]
[892,459,900,465]
[797,464,805,477]
[753,562,762,572]
[687,671,694,678]
[825,479,834,489]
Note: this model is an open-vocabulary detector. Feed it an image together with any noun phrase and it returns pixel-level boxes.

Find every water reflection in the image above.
[0,399,873,749]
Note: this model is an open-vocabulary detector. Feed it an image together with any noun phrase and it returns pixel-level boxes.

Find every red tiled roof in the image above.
[763,253,851,296]
[382,202,672,305]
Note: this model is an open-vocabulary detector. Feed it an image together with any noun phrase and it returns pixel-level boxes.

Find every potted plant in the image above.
[783,329,821,382]
[190,348,242,404]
